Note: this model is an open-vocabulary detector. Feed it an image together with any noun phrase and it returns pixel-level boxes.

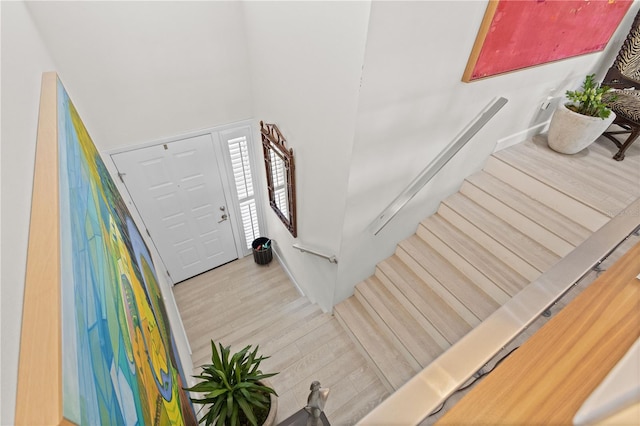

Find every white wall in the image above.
[26,1,253,151]
[242,1,371,311]
[333,0,639,305]
[0,2,57,424]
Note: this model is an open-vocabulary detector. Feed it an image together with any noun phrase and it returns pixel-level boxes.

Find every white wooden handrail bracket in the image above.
[369,96,508,235]
[293,243,338,264]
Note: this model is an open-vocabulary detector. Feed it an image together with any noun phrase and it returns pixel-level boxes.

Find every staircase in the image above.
[334,135,640,393]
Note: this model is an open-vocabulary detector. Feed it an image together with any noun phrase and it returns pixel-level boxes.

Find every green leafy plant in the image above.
[185,341,278,426]
[565,74,615,119]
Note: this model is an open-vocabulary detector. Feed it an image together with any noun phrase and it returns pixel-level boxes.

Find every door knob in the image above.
[218,214,228,223]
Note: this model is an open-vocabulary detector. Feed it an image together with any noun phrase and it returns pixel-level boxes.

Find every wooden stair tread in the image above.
[415,221,511,304]
[499,140,635,208]
[355,284,442,371]
[378,256,474,344]
[334,297,417,390]
[327,378,389,426]
[495,144,629,217]
[571,138,640,190]
[588,138,640,182]
[353,285,422,372]
[442,193,560,272]
[460,180,575,257]
[358,276,449,366]
[419,214,528,297]
[465,171,591,247]
[483,156,609,232]
[436,203,541,282]
[398,235,501,320]
[519,136,640,201]
[394,245,482,328]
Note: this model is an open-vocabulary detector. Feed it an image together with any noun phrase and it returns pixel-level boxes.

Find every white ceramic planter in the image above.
[261,380,278,426]
[547,103,615,154]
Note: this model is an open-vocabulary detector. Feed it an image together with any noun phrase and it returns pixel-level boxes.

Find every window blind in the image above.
[228,135,260,250]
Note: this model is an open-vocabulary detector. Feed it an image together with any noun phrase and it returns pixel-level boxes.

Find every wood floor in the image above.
[172,257,389,425]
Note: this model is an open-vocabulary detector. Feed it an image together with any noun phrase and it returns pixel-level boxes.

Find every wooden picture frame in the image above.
[15,72,65,425]
[15,72,197,425]
[463,0,633,82]
[260,121,297,238]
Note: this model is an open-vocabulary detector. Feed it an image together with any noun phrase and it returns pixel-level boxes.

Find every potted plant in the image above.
[186,341,278,426]
[547,74,616,154]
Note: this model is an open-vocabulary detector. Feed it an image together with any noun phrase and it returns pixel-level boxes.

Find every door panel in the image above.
[113,134,237,283]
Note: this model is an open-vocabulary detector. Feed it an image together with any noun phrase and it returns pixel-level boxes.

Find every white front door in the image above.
[112,134,238,283]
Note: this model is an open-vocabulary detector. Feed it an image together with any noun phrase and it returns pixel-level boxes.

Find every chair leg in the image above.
[613,126,640,161]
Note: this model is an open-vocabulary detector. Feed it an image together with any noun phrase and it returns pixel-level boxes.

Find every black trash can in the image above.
[252,237,273,265]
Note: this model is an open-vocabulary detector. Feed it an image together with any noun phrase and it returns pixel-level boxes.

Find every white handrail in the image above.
[369,97,508,235]
[292,243,338,264]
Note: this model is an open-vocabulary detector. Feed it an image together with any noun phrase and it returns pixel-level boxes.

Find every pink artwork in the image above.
[463,0,633,82]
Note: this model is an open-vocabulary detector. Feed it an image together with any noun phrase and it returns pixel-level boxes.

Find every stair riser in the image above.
[334,298,417,391]
[332,307,395,393]
[420,214,529,296]
[401,235,501,320]
[354,288,423,371]
[415,224,511,304]
[443,193,560,272]
[378,257,474,345]
[437,203,541,282]
[459,180,575,257]
[394,245,481,328]
[374,266,451,351]
[466,171,591,246]
[497,140,632,215]
[483,156,608,232]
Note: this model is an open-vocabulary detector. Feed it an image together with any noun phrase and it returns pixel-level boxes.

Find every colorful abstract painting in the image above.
[463,0,633,82]
[57,77,197,425]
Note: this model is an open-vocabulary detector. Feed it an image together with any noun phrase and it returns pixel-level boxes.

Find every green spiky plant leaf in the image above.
[565,74,615,119]
[185,341,278,426]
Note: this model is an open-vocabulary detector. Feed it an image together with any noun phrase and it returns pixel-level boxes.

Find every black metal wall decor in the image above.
[260,121,297,237]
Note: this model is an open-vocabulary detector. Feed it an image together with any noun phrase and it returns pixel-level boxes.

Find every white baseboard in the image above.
[494,120,550,152]
[272,245,306,299]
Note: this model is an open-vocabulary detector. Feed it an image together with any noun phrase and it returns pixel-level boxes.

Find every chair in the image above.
[602,11,640,161]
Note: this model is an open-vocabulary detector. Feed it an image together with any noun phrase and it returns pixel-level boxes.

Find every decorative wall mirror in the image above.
[260,121,297,237]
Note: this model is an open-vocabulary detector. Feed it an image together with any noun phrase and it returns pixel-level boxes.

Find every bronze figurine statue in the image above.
[304,381,330,426]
